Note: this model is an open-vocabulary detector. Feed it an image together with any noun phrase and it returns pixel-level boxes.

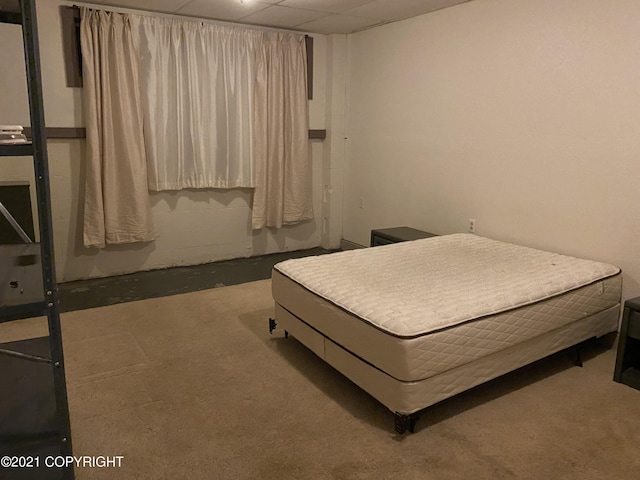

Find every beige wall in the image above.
[344,0,640,299]
[10,0,636,297]
[1,0,339,282]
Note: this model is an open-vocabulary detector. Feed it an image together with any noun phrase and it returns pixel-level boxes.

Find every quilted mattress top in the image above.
[273,234,621,337]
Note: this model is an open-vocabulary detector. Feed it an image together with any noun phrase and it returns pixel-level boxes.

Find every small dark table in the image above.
[370,227,436,247]
[614,297,640,391]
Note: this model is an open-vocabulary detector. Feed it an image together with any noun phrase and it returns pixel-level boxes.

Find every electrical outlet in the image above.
[468,218,476,233]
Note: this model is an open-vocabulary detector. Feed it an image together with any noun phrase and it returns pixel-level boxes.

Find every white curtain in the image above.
[80,9,155,248]
[252,32,312,229]
[81,9,312,242]
[139,18,260,190]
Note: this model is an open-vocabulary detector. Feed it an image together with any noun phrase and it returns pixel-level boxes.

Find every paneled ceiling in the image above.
[74,0,475,34]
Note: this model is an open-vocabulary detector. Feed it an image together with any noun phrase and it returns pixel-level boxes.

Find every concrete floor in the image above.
[57,247,331,312]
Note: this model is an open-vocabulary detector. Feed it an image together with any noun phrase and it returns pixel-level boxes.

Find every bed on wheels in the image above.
[269,234,622,434]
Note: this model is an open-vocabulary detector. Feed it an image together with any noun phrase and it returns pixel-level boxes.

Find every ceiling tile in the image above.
[279,0,375,14]
[76,0,476,34]
[347,0,471,22]
[240,5,329,28]
[297,14,382,34]
[100,0,191,14]
[176,0,269,20]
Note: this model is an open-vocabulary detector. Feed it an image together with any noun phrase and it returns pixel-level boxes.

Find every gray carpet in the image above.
[3,280,639,479]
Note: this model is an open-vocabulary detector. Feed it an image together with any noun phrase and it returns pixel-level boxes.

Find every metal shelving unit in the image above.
[0,1,74,478]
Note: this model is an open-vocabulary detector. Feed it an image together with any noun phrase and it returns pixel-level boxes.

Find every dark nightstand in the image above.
[614,297,640,391]
[370,227,437,247]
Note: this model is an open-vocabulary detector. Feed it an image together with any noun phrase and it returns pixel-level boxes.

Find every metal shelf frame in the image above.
[0,143,34,156]
[1,1,74,478]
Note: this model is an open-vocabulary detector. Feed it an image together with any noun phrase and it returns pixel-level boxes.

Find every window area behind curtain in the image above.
[81,8,313,247]
[139,18,260,190]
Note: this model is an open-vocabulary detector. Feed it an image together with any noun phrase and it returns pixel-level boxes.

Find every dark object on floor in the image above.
[614,296,640,391]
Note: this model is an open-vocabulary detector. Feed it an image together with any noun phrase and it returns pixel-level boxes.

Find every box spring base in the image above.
[274,303,620,417]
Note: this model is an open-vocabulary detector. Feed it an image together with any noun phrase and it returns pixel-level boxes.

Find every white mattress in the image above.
[272,234,621,382]
[274,234,620,337]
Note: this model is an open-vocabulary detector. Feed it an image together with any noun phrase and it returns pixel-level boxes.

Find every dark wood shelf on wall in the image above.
[308,129,327,140]
[24,127,327,140]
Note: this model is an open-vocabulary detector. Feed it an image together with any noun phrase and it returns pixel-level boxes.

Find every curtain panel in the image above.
[252,32,313,229]
[139,18,260,190]
[80,8,155,248]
